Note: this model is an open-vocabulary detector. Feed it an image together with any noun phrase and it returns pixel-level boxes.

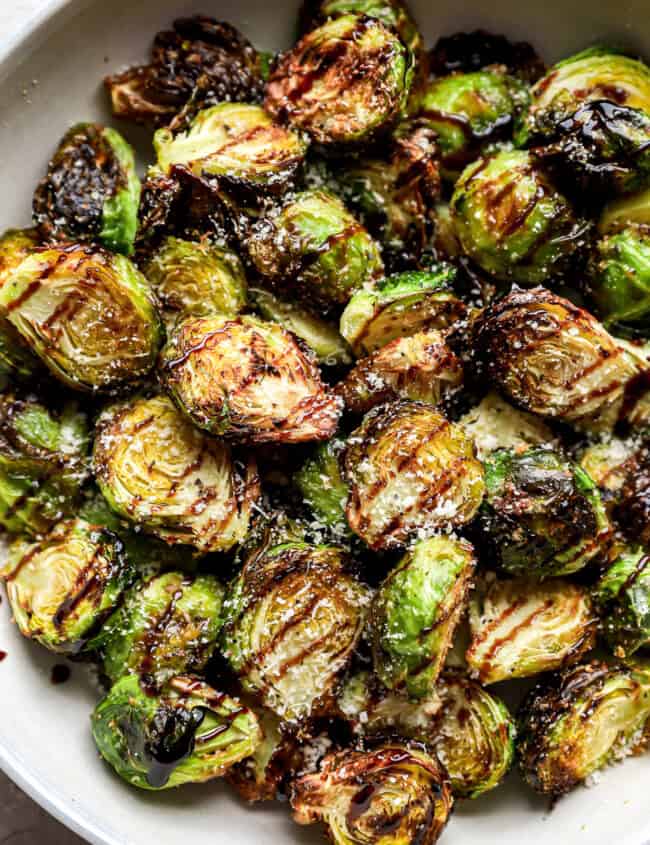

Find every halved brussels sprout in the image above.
[265,14,414,145]
[595,547,650,658]
[0,228,43,381]
[587,224,650,337]
[344,402,485,550]
[579,436,641,506]
[0,393,88,535]
[105,16,265,126]
[479,447,611,577]
[518,661,650,795]
[0,245,162,392]
[93,394,260,554]
[92,674,261,790]
[145,236,247,324]
[337,328,463,414]
[474,287,649,432]
[247,190,384,308]
[294,437,351,536]
[220,541,371,721]
[290,744,453,845]
[451,150,588,285]
[466,576,597,684]
[428,29,545,83]
[370,535,475,696]
[340,266,466,357]
[250,287,352,366]
[32,123,140,256]
[91,570,224,687]
[600,185,650,233]
[1,518,134,654]
[160,314,341,443]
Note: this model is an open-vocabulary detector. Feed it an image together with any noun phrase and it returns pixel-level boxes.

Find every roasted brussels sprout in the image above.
[337,328,463,414]
[295,437,350,535]
[105,16,265,126]
[595,547,650,657]
[451,150,588,285]
[33,123,140,256]
[600,185,650,232]
[93,394,260,553]
[220,541,370,721]
[428,29,545,83]
[344,402,485,550]
[160,314,341,443]
[370,535,475,696]
[145,236,247,324]
[91,571,224,687]
[518,661,650,795]
[1,518,133,654]
[247,190,384,308]
[340,266,466,357]
[265,15,414,146]
[0,393,88,535]
[92,674,261,789]
[617,452,650,546]
[290,744,453,845]
[474,287,649,432]
[466,576,596,684]
[0,245,162,392]
[579,436,641,506]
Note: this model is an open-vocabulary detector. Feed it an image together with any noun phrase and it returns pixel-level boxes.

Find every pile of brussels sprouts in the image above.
[4,1,650,842]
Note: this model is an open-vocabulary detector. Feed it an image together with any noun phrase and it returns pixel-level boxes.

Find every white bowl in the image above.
[1,1,650,843]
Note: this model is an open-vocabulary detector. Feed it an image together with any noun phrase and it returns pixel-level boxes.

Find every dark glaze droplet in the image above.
[0,651,7,662]
[51,664,71,684]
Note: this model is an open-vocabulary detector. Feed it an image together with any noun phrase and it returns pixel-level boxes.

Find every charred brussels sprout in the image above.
[617,454,650,545]
[92,674,261,789]
[428,30,545,83]
[451,150,588,285]
[466,577,596,684]
[265,15,414,146]
[290,744,453,845]
[0,245,162,392]
[340,266,466,357]
[33,123,140,256]
[600,185,650,232]
[0,228,42,381]
[1,518,134,654]
[145,236,247,324]
[480,447,610,577]
[345,402,485,550]
[595,547,650,657]
[160,314,341,443]
[247,190,384,308]
[91,571,224,687]
[0,394,88,535]
[518,661,650,795]
[105,16,265,126]
[474,287,649,432]
[93,395,260,554]
[579,436,641,507]
[220,541,370,721]
[337,328,463,414]
[370,535,475,696]
[294,437,351,535]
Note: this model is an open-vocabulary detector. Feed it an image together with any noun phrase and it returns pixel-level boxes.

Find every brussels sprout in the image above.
[340,266,466,357]
[479,447,611,577]
[92,674,261,789]
[466,576,597,684]
[600,185,650,233]
[0,245,162,392]
[451,150,588,285]
[247,190,384,308]
[617,454,650,546]
[1,518,134,654]
[579,436,641,505]
[265,15,414,146]
[91,570,224,687]
[587,224,650,337]
[428,30,545,83]
[93,395,260,554]
[160,314,341,443]
[344,402,485,550]
[370,535,475,696]
[595,547,650,657]
[220,541,371,721]
[474,287,649,432]
[290,744,453,845]
[250,287,352,366]
[337,328,463,414]
[105,16,265,126]
[32,123,140,256]
[294,437,350,535]
[145,236,247,324]
[0,228,43,381]
[0,393,88,535]
[518,661,650,795]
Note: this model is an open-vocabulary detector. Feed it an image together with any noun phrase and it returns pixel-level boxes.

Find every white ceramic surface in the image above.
[1,1,650,843]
